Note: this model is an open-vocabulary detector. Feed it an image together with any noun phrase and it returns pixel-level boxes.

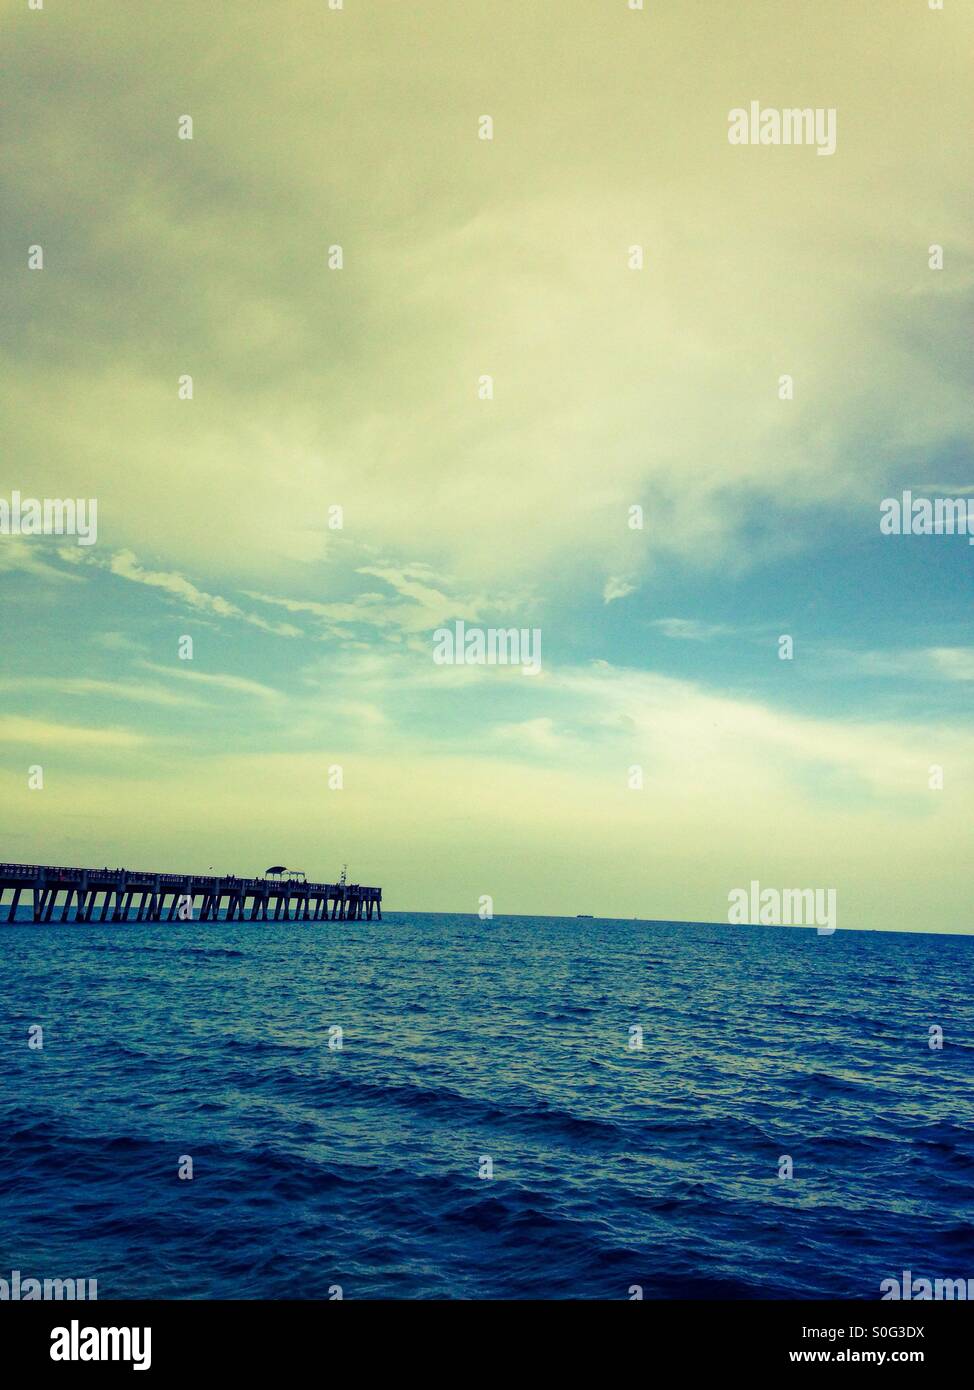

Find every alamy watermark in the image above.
[1,1269,97,1300]
[728,102,837,156]
[433,620,542,675]
[728,880,837,935]
[0,491,97,546]
[50,1320,150,1372]
[881,1270,974,1300]
[880,491,974,544]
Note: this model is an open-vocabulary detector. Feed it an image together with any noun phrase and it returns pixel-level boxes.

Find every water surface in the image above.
[1,914,972,1298]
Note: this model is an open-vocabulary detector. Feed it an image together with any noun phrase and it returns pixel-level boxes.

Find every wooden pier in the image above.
[0,862,382,924]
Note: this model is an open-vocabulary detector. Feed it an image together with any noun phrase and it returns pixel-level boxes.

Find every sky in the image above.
[1,0,972,930]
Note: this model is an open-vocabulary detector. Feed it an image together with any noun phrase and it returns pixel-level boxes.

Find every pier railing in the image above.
[0,862,382,924]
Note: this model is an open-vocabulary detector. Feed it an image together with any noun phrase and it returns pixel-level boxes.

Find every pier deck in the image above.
[0,862,382,923]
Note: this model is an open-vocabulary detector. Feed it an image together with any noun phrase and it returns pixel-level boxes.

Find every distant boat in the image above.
[576,913,593,919]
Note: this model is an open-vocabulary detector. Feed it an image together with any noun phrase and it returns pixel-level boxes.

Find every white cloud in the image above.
[59,548,305,637]
[107,550,302,636]
[138,661,283,701]
[493,716,571,754]
[845,646,974,683]
[652,618,730,641]
[0,677,201,708]
[603,577,637,604]
[0,539,84,582]
[0,716,146,747]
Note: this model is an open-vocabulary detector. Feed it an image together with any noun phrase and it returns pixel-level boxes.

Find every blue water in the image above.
[1,914,972,1299]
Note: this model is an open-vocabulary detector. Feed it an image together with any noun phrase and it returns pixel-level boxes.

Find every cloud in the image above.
[107,551,302,636]
[60,548,305,637]
[0,539,84,582]
[546,660,974,809]
[603,577,637,604]
[246,562,502,643]
[1,685,969,928]
[651,618,731,641]
[1,3,970,933]
[846,647,974,683]
[0,677,202,708]
[930,649,974,682]
[244,586,416,639]
[138,661,283,701]
[492,716,571,754]
[5,1,971,594]
[0,716,146,748]
[94,631,148,653]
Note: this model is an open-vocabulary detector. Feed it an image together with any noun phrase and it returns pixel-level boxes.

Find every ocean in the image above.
[1,913,972,1300]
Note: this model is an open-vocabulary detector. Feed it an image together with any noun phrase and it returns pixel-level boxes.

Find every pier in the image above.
[0,862,382,924]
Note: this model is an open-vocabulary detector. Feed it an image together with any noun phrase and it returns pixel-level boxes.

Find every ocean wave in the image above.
[2,914,972,1298]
